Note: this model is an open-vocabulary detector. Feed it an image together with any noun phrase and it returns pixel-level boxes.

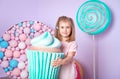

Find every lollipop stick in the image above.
[92,35,96,79]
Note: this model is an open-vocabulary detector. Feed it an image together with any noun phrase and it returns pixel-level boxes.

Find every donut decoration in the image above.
[76,0,111,35]
[0,20,54,79]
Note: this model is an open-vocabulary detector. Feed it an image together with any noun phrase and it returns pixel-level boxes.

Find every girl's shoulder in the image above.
[69,41,77,45]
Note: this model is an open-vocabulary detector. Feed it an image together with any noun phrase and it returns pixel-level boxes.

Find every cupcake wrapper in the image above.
[26,50,64,79]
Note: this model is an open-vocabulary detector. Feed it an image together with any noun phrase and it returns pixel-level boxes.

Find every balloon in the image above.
[6,71,11,75]
[19,34,27,41]
[18,22,23,27]
[13,51,21,58]
[22,22,27,27]
[30,28,35,33]
[18,62,25,69]
[4,67,9,72]
[0,51,4,59]
[20,54,27,62]
[1,60,9,68]
[9,59,19,68]
[23,27,30,34]
[12,68,21,76]
[20,70,28,78]
[9,40,18,47]
[25,38,31,45]
[18,42,26,49]
[29,20,34,25]
[33,23,41,31]
[0,37,4,42]
[5,49,13,58]
[76,0,111,35]
[3,33,11,41]
[8,66,13,71]
[0,40,9,48]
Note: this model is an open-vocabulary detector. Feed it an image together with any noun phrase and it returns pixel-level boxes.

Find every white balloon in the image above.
[20,70,28,78]
[18,62,25,69]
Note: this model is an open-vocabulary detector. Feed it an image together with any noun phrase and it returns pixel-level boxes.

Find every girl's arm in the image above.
[61,51,76,65]
[51,52,76,67]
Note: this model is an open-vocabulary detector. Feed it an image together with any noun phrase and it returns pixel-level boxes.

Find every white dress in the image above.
[59,41,77,79]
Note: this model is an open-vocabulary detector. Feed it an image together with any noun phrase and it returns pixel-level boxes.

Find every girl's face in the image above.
[59,21,72,38]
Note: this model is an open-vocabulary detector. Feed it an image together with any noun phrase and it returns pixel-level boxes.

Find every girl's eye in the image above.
[66,26,70,29]
[60,26,64,29]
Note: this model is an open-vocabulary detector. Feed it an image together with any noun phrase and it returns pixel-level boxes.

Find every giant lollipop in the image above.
[76,0,111,35]
[76,0,112,79]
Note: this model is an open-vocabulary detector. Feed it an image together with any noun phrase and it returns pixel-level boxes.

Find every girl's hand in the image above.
[51,58,63,67]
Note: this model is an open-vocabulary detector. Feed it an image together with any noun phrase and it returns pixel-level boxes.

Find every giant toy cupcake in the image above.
[26,31,64,79]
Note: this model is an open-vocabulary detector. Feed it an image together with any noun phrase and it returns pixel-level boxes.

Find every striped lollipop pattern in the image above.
[76,1,111,35]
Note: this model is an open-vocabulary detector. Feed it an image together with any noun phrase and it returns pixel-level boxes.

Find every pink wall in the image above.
[0,0,120,79]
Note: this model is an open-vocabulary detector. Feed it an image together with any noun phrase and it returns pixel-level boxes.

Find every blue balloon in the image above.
[0,41,9,48]
[8,66,13,71]
[0,37,4,42]
[29,20,34,25]
[4,68,9,72]
[0,51,4,59]
[9,59,18,68]
[30,28,35,33]
[18,22,23,27]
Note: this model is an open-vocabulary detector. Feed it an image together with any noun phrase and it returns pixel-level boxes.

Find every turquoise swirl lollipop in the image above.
[76,0,111,35]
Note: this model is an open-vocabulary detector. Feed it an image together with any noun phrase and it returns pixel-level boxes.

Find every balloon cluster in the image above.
[0,20,54,79]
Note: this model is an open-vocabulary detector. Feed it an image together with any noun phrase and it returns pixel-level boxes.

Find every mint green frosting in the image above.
[31,31,61,48]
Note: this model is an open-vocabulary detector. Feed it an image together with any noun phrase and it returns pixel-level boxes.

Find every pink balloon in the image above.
[5,49,13,58]
[20,50,25,54]
[15,47,20,51]
[1,48,5,52]
[20,27,24,30]
[20,54,27,62]
[22,22,26,27]
[3,56,7,60]
[13,51,21,58]
[15,37,19,41]
[23,28,30,34]
[11,36,15,40]
[1,60,9,68]
[25,38,31,45]
[9,40,18,47]
[3,33,11,41]
[19,34,27,41]
[27,22,30,26]
[10,30,14,34]
[12,68,21,76]
[33,23,41,31]
[11,47,15,51]
[6,71,11,75]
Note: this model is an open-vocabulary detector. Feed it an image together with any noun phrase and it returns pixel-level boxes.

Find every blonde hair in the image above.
[55,16,75,42]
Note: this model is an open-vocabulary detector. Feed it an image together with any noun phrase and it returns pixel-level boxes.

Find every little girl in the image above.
[52,16,77,79]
